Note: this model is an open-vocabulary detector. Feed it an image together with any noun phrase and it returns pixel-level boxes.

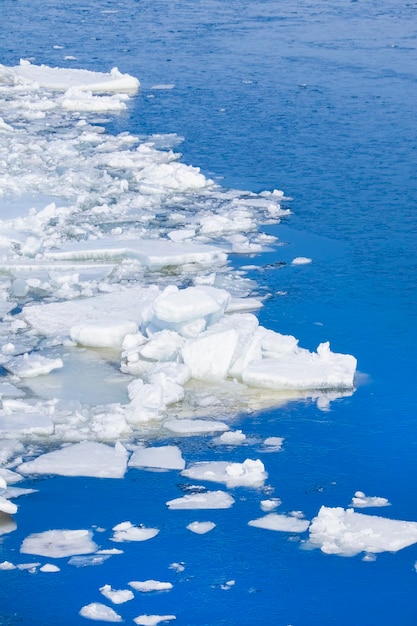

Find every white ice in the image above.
[134,616,176,626]
[350,491,391,508]
[308,506,417,556]
[111,521,159,542]
[186,521,216,534]
[214,430,247,445]
[128,445,185,470]
[79,603,123,622]
[166,490,235,510]
[40,563,61,572]
[17,441,128,478]
[100,584,134,604]
[248,513,310,533]
[181,459,267,488]
[128,580,173,592]
[163,419,229,435]
[291,257,312,265]
[21,529,97,558]
[2,353,63,378]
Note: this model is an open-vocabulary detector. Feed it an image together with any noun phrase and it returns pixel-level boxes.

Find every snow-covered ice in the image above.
[21,529,97,558]
[79,602,123,622]
[349,491,391,509]
[166,491,235,510]
[186,521,216,534]
[111,521,159,542]
[100,584,134,604]
[248,513,310,533]
[181,459,267,488]
[307,506,417,556]
[129,580,173,592]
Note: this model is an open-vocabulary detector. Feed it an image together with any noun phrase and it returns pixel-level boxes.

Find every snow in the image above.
[128,445,185,470]
[129,580,173,592]
[186,521,216,534]
[100,584,134,604]
[17,441,128,478]
[166,491,235,510]
[248,513,310,533]
[79,603,123,622]
[181,459,267,488]
[21,529,97,558]
[308,506,417,556]
[111,521,159,542]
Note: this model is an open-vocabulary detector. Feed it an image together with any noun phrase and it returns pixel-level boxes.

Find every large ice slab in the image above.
[21,529,97,558]
[308,506,417,556]
[128,445,185,470]
[17,441,128,478]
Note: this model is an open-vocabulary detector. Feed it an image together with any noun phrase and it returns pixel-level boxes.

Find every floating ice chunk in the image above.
[100,584,134,604]
[21,529,97,558]
[2,353,63,378]
[182,459,267,488]
[138,330,184,361]
[263,437,284,451]
[166,491,234,510]
[215,430,246,445]
[11,61,139,93]
[308,506,417,556]
[248,513,310,533]
[134,616,176,626]
[17,441,128,478]
[128,445,185,470]
[291,256,312,265]
[153,285,230,326]
[70,320,138,349]
[258,328,299,356]
[186,521,216,534]
[0,512,17,536]
[260,498,281,512]
[129,580,173,592]
[0,495,17,515]
[350,491,391,508]
[242,342,357,390]
[61,89,129,113]
[68,555,111,567]
[164,419,229,435]
[0,381,25,399]
[40,563,60,573]
[79,602,123,622]
[0,561,16,570]
[111,521,159,542]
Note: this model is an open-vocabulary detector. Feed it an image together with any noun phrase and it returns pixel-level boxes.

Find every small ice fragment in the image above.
[220,580,235,590]
[2,354,63,378]
[0,561,16,570]
[68,555,111,567]
[215,430,246,445]
[186,521,216,534]
[248,513,310,533]
[263,437,284,451]
[128,580,173,592]
[0,495,17,515]
[291,257,312,265]
[166,491,234,510]
[260,498,281,512]
[362,553,377,562]
[79,602,123,622]
[100,584,134,604]
[350,491,391,508]
[133,615,176,626]
[164,419,229,435]
[40,563,60,572]
[169,562,185,572]
[111,521,159,542]
[21,529,97,558]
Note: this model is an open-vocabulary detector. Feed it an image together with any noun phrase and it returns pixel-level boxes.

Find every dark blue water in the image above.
[1,1,417,624]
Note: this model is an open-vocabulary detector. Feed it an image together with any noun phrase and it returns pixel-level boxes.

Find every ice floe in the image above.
[181,459,267,488]
[99,584,134,604]
[111,521,159,542]
[307,506,417,556]
[17,441,128,478]
[21,529,97,558]
[166,491,235,510]
[129,580,173,592]
[134,616,176,626]
[186,521,216,534]
[128,445,185,471]
[248,513,310,533]
[79,602,123,622]
[349,491,391,508]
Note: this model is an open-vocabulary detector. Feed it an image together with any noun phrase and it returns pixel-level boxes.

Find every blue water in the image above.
[1,1,417,624]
